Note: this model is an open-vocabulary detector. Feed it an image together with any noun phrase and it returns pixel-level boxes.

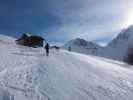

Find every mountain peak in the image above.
[63,38,101,55]
[108,25,133,47]
[64,38,101,48]
[122,25,133,36]
[71,38,88,46]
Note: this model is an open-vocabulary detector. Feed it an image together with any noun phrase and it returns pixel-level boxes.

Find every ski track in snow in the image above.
[0,40,133,100]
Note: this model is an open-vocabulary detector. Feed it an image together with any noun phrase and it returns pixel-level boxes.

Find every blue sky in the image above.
[0,0,133,45]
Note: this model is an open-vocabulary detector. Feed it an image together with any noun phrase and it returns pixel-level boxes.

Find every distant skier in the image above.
[68,46,71,51]
[45,43,50,56]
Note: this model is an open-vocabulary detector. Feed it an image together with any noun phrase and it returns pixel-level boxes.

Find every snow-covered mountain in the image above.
[0,34,15,44]
[1,35,133,100]
[63,25,133,61]
[104,25,133,60]
[63,38,102,55]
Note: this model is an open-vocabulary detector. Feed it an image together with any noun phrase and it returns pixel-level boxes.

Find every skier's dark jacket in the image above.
[45,43,50,52]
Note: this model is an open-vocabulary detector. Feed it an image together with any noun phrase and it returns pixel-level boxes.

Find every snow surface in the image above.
[0,35,133,100]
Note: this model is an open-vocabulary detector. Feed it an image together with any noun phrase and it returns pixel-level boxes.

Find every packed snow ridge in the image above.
[0,35,133,100]
[63,25,133,61]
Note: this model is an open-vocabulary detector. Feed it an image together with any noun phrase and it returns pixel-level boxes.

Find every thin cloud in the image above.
[0,0,133,44]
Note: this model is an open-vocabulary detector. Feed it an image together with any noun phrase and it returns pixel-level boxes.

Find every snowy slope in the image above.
[0,35,133,100]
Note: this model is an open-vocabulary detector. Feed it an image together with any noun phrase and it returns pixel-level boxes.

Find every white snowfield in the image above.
[0,35,133,100]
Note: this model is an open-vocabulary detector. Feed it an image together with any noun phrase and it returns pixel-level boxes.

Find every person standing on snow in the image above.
[45,43,50,56]
[68,46,71,51]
